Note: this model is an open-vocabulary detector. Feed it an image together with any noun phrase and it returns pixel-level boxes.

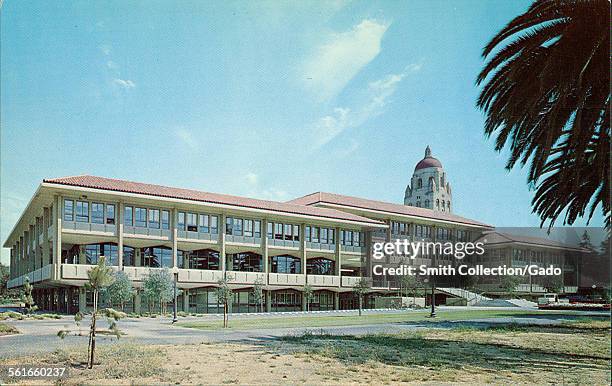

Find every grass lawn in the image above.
[0,316,608,385]
[176,309,585,330]
[0,322,19,335]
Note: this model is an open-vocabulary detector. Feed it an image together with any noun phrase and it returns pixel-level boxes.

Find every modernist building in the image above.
[4,148,586,313]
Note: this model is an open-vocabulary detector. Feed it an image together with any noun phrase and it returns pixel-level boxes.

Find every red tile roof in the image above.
[43,175,383,226]
[475,231,587,251]
[288,192,492,228]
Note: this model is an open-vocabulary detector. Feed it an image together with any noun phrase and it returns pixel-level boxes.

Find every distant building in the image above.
[404,146,452,213]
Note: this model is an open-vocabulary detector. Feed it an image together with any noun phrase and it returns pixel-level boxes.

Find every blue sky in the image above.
[1,1,605,264]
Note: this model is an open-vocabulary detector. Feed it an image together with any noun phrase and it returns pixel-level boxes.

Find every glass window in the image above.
[188,249,220,270]
[305,226,311,242]
[284,224,292,240]
[270,255,301,274]
[124,206,133,226]
[85,244,100,265]
[293,225,299,241]
[321,228,328,244]
[186,213,197,232]
[274,223,283,240]
[148,209,160,229]
[141,246,172,268]
[225,217,233,235]
[244,219,253,237]
[307,257,335,275]
[199,214,209,233]
[134,207,147,227]
[106,204,115,225]
[312,227,319,243]
[267,222,273,238]
[91,203,104,224]
[178,212,185,230]
[329,229,335,244]
[161,210,170,229]
[63,199,74,221]
[227,252,262,272]
[254,220,261,238]
[211,216,218,234]
[123,246,135,266]
[234,218,243,236]
[75,201,89,222]
[103,243,119,266]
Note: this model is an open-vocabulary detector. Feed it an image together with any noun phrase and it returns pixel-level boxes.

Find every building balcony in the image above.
[227,271,266,285]
[62,263,99,280]
[178,268,223,284]
[306,274,339,287]
[340,245,366,254]
[268,238,300,249]
[341,276,362,288]
[62,221,117,236]
[7,264,54,288]
[305,242,335,252]
[268,272,305,286]
[123,226,171,240]
[225,234,262,246]
[177,230,219,243]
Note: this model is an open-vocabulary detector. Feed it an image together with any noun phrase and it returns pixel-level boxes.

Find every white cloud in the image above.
[302,19,389,101]
[310,64,421,148]
[175,128,198,149]
[245,172,259,186]
[112,78,136,89]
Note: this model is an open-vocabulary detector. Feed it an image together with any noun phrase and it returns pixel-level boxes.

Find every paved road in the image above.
[0,307,606,359]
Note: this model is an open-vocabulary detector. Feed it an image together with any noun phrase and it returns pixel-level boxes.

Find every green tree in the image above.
[477,0,610,229]
[102,271,134,311]
[303,284,314,312]
[499,276,522,298]
[142,268,173,314]
[252,278,265,313]
[21,276,38,314]
[215,277,233,328]
[543,275,564,293]
[352,278,371,316]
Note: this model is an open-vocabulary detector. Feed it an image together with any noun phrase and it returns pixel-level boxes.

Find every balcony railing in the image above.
[225,234,262,246]
[177,230,219,243]
[63,221,117,235]
[305,242,335,252]
[178,268,223,283]
[7,264,54,288]
[268,238,300,249]
[268,273,305,286]
[227,271,266,285]
[307,274,339,287]
[340,245,366,254]
[123,226,171,239]
[341,276,362,288]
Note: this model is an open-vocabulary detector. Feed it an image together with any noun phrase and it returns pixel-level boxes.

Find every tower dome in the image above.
[414,146,443,170]
[403,146,453,213]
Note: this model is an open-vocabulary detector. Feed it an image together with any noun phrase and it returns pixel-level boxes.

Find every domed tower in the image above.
[404,146,452,212]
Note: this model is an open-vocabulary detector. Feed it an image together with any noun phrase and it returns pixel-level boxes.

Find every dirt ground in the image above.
[0,321,610,385]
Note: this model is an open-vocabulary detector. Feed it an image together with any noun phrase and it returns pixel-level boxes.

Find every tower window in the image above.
[417,178,422,189]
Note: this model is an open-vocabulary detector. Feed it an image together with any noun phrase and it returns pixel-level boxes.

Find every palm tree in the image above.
[477,0,610,229]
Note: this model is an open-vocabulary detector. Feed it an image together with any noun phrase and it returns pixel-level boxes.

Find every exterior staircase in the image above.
[437,287,491,306]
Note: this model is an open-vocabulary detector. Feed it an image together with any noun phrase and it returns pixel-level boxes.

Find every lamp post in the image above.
[171,266,179,323]
[430,276,436,318]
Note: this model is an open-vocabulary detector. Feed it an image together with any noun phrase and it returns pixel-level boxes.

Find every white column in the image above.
[118,202,124,269]
[262,219,269,284]
[172,208,178,268]
[335,226,341,287]
[220,214,226,275]
[53,196,62,280]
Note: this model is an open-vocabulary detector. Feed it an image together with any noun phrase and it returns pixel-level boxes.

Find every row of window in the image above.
[340,230,365,247]
[268,222,300,241]
[225,217,261,237]
[64,200,116,224]
[125,206,171,229]
[63,244,337,274]
[305,226,335,244]
[179,212,219,233]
